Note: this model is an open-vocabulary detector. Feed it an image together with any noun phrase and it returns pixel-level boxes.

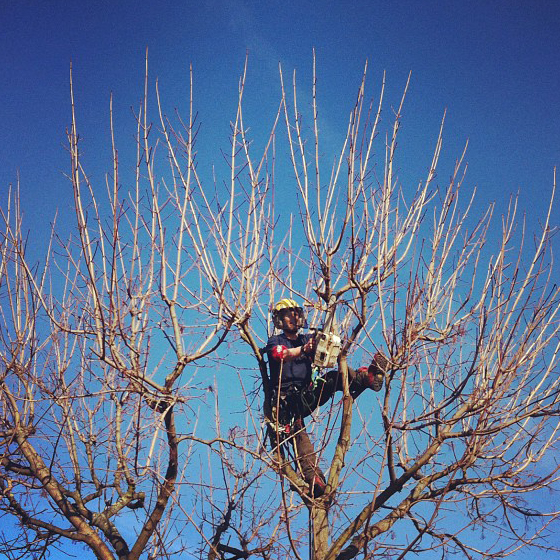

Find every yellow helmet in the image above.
[272,298,306,329]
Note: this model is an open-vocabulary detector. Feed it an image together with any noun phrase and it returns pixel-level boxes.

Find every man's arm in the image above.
[269,336,315,362]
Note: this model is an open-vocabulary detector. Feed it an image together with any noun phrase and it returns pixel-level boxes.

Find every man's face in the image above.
[280,308,301,333]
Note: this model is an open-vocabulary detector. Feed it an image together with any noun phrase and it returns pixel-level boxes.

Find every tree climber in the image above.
[264,298,389,498]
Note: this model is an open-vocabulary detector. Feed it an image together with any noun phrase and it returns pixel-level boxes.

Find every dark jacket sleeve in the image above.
[264,334,282,360]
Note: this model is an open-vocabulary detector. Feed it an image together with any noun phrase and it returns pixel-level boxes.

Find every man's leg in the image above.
[292,418,326,497]
[268,391,326,497]
[304,351,389,406]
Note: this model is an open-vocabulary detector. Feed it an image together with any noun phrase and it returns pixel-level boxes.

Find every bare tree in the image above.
[2,55,559,560]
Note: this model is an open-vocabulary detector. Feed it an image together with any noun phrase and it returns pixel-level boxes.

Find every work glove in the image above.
[271,345,288,361]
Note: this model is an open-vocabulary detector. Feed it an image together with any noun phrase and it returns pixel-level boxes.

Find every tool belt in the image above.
[267,380,324,435]
[268,384,305,435]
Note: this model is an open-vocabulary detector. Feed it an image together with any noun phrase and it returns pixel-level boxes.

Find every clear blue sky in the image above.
[1,0,559,234]
[1,1,560,557]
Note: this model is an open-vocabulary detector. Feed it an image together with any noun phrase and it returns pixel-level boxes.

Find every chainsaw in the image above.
[312,302,341,369]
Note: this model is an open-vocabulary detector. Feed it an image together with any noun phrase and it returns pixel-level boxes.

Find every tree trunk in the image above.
[311,504,330,559]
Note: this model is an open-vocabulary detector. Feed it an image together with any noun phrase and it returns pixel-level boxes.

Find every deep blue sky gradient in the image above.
[2,0,559,234]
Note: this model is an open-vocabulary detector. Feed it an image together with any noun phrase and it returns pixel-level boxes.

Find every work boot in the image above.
[309,474,327,498]
[368,351,388,391]
[357,351,388,392]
